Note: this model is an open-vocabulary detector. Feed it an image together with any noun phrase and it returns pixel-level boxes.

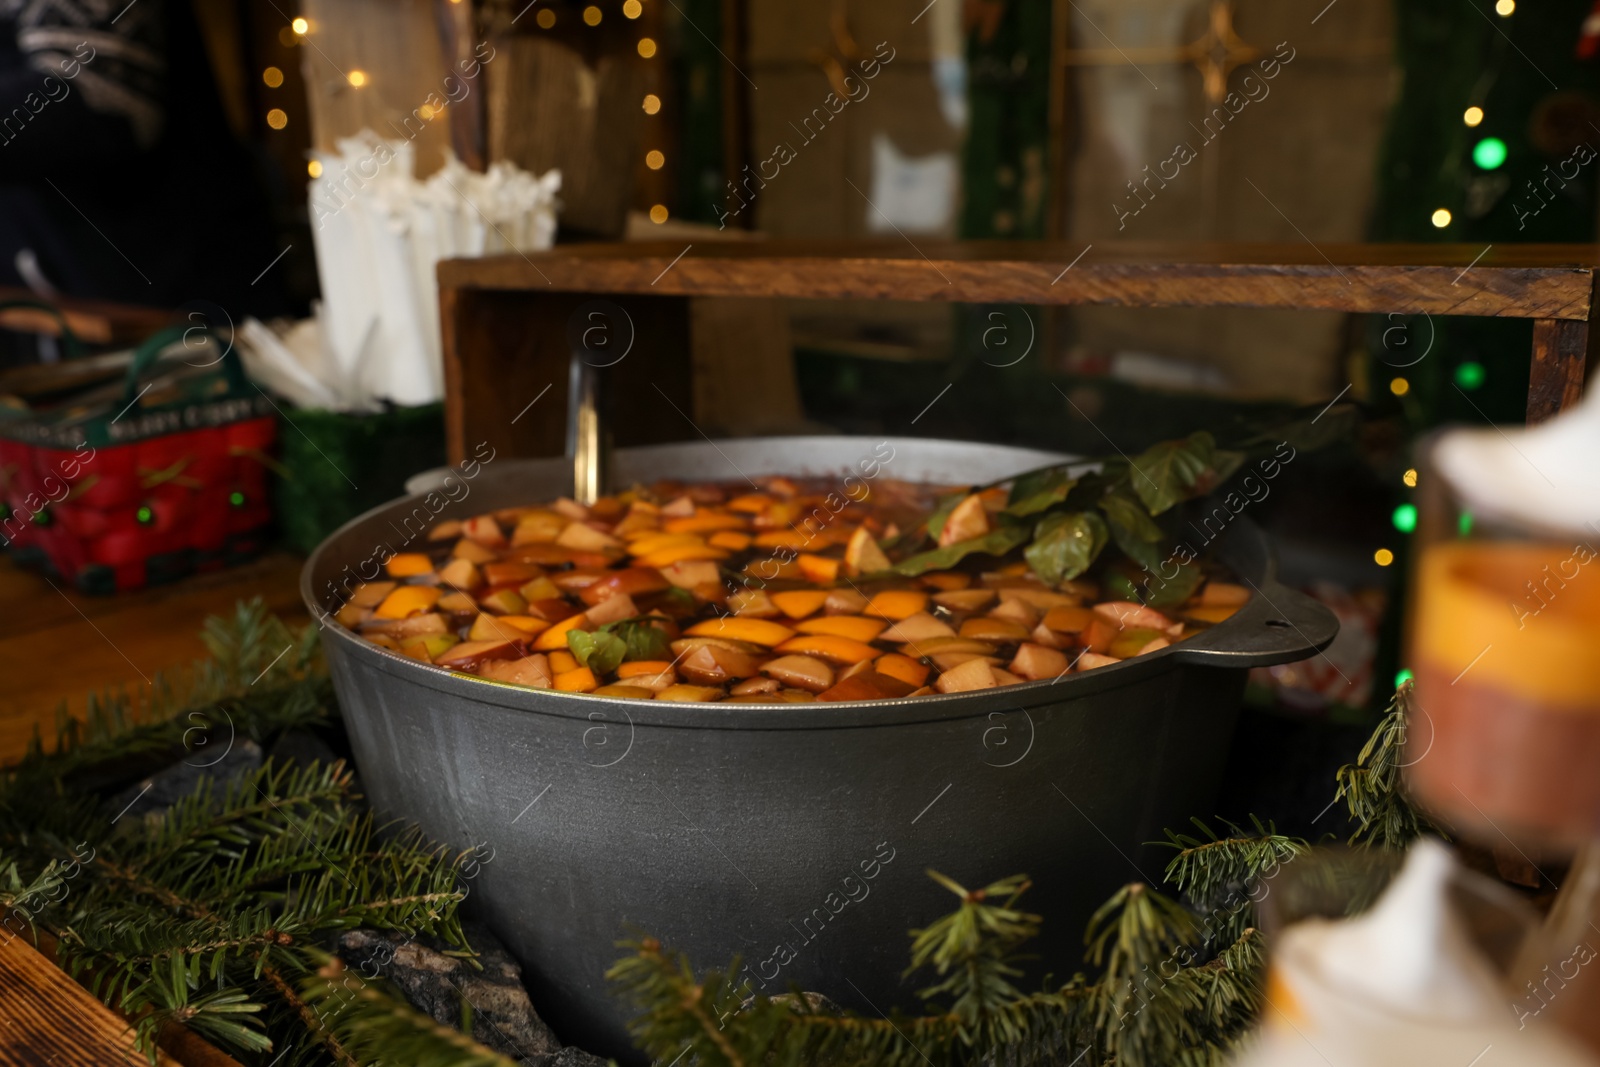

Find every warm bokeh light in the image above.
[348,70,368,88]
[266,108,288,130]
[419,103,439,120]
[624,0,643,16]
[1431,207,1452,228]
[638,37,657,58]
[649,204,669,224]
[307,159,323,178]
[645,150,665,170]
[1374,548,1395,567]
[1390,377,1410,397]
[1495,0,1514,14]
[1403,468,1418,488]
[263,66,284,88]
[536,8,556,28]
[584,5,602,24]
[642,93,661,115]
[291,17,308,34]
[1463,106,1484,127]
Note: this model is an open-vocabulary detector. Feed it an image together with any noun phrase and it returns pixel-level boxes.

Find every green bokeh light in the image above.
[229,490,246,507]
[1459,511,1474,537]
[1472,137,1508,170]
[135,505,154,525]
[1454,361,1486,390]
[1392,503,1418,534]
[1395,668,1414,688]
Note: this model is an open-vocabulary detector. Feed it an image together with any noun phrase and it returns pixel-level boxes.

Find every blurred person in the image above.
[0,0,286,361]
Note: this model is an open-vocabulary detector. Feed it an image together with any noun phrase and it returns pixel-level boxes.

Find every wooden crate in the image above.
[437,240,1600,464]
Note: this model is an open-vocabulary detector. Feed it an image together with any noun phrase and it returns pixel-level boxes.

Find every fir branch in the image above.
[1158,817,1308,948]
[294,954,528,1067]
[1335,683,1439,849]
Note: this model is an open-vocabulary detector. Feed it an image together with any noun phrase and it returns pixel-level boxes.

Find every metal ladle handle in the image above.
[566,346,606,506]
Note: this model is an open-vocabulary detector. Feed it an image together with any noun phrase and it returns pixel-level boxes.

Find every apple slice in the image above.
[659,560,721,589]
[348,580,397,608]
[937,494,990,546]
[1076,652,1122,671]
[461,515,507,547]
[557,522,623,553]
[437,558,482,592]
[760,654,834,693]
[655,684,724,702]
[730,676,781,695]
[511,510,568,545]
[932,589,997,612]
[728,588,780,618]
[935,657,998,693]
[989,598,1040,628]
[878,612,955,643]
[679,643,763,684]
[584,592,639,627]
[843,526,891,576]
[824,588,869,615]
[1010,642,1069,681]
[435,639,519,669]
[1093,601,1182,636]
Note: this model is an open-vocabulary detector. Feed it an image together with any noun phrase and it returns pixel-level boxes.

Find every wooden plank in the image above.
[442,290,695,465]
[438,241,1599,320]
[1529,318,1591,424]
[0,932,182,1066]
[0,552,306,766]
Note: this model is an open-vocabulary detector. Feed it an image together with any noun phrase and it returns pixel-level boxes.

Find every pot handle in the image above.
[1168,580,1339,669]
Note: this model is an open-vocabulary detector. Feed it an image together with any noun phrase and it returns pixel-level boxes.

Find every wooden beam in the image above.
[1529,318,1591,424]
[438,242,1599,320]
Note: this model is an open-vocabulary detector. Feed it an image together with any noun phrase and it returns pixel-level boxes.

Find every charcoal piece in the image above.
[106,739,264,821]
[336,921,561,1065]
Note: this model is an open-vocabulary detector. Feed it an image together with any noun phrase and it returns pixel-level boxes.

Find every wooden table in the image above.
[438,241,1600,464]
[0,552,306,766]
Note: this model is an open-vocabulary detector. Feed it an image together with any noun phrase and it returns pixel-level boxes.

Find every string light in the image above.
[291,17,308,34]
[1463,106,1484,127]
[1431,207,1452,228]
[638,37,657,58]
[307,159,323,177]
[263,66,284,88]
[266,108,288,130]
[645,150,665,170]
[649,204,669,223]
[1390,377,1410,396]
[348,70,368,88]
[624,0,642,16]
[536,8,556,27]
[1472,137,1507,170]
[1395,668,1414,687]
[583,5,602,24]
[1455,361,1486,390]
[1402,468,1418,487]
[1374,548,1395,566]
[642,93,661,115]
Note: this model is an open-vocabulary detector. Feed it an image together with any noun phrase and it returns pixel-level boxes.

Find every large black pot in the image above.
[303,437,1336,1062]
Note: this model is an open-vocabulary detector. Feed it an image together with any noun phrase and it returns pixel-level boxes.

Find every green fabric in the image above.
[272,404,445,556]
[671,0,727,226]
[960,0,1053,240]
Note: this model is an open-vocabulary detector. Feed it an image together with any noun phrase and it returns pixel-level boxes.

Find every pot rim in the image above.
[303,436,1336,731]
